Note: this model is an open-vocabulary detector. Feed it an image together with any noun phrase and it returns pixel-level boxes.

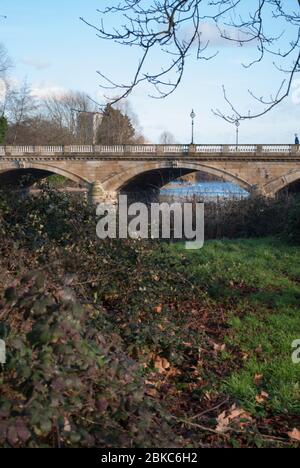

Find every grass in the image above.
[172,237,300,418]
[225,312,300,414]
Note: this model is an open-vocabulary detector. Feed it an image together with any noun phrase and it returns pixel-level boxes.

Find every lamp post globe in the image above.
[190,109,196,145]
[235,118,240,148]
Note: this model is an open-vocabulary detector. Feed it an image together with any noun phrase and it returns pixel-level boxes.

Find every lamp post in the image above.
[190,109,196,145]
[235,118,240,149]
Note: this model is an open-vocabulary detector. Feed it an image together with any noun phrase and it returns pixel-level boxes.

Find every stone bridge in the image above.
[1,144,300,202]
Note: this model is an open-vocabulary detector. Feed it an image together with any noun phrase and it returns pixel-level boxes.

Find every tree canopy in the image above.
[0,115,7,144]
[96,104,135,145]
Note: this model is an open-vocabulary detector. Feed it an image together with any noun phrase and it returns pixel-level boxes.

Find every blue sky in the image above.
[1,0,299,143]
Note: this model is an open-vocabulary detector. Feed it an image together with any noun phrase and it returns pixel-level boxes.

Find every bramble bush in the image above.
[0,272,175,448]
[284,201,300,244]
[0,188,212,447]
[203,195,300,241]
[0,187,299,448]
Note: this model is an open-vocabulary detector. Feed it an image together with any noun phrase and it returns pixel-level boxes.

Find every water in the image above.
[160,181,249,200]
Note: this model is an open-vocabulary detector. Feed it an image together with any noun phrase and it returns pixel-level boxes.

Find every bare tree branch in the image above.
[81,0,300,119]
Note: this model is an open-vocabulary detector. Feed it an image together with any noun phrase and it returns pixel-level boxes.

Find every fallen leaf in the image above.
[146,388,158,397]
[216,405,253,433]
[64,417,71,433]
[153,356,171,373]
[254,374,264,385]
[255,391,269,404]
[216,411,229,433]
[204,392,212,401]
[241,352,250,361]
[230,408,246,419]
[213,343,226,353]
[288,428,300,442]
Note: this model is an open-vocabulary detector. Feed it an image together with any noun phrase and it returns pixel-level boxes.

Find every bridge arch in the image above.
[0,162,90,188]
[263,170,300,196]
[102,161,252,194]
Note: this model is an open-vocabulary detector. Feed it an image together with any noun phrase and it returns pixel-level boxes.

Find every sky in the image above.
[0,0,299,143]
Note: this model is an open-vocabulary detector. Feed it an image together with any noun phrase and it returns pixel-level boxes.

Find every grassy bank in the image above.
[174,239,300,417]
[0,190,300,448]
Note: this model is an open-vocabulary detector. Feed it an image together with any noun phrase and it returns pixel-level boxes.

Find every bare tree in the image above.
[81,1,300,121]
[5,115,79,145]
[0,43,11,77]
[6,80,38,144]
[0,44,12,116]
[43,91,96,143]
[4,89,97,145]
[159,131,176,144]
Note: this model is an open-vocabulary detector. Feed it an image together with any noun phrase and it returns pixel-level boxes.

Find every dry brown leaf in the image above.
[213,343,226,353]
[241,352,250,361]
[166,367,181,378]
[154,356,171,373]
[255,391,269,404]
[64,417,71,432]
[254,374,264,385]
[146,387,158,397]
[230,408,246,419]
[216,405,253,433]
[288,428,300,442]
[216,411,229,433]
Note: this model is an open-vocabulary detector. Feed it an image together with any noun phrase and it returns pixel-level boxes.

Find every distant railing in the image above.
[0,144,299,157]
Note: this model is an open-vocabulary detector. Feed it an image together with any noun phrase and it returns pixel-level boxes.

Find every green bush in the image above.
[0,116,7,144]
[0,272,174,448]
[284,201,300,244]
[202,195,299,241]
[0,189,201,448]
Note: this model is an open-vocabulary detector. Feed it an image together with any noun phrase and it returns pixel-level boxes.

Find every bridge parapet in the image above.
[1,145,300,198]
[0,144,299,159]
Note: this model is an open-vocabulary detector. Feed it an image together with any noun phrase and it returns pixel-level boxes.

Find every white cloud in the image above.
[31,83,66,99]
[198,22,248,47]
[183,22,252,50]
[21,57,51,71]
[1,76,67,100]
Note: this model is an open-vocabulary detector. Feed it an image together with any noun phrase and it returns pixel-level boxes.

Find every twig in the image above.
[188,397,230,422]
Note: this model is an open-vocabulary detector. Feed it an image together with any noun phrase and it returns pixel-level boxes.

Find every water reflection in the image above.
[160,181,249,201]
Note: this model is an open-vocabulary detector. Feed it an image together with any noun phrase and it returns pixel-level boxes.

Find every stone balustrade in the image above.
[0,144,299,158]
